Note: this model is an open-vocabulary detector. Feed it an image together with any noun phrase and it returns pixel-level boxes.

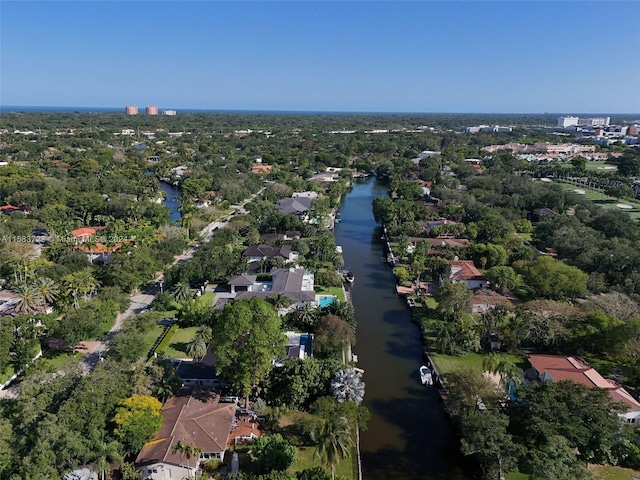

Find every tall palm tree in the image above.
[482,353,522,393]
[268,292,292,312]
[173,281,193,302]
[331,369,365,405]
[311,417,354,480]
[33,277,59,306]
[13,282,43,313]
[90,437,123,480]
[194,325,213,344]
[186,336,207,362]
[291,303,319,329]
[172,441,203,478]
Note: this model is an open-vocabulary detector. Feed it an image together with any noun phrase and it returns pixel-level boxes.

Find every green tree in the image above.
[186,336,207,362]
[171,441,204,479]
[252,434,298,474]
[508,380,621,465]
[89,435,123,480]
[485,266,519,293]
[113,395,163,454]
[310,417,354,480]
[212,298,286,405]
[459,409,518,480]
[435,282,472,322]
[518,256,588,300]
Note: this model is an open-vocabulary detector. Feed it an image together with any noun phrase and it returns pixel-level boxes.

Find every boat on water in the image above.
[419,365,433,386]
[343,270,355,283]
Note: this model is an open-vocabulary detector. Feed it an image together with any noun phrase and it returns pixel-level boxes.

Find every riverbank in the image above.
[334,178,467,480]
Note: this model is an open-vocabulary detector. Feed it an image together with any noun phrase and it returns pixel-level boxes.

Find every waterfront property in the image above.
[135,391,236,479]
[527,354,640,423]
[222,268,316,310]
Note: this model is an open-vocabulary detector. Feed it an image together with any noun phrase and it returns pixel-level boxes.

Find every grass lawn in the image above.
[0,365,15,385]
[505,473,530,480]
[585,161,618,172]
[275,411,355,480]
[37,348,83,373]
[197,291,216,307]
[556,180,640,221]
[163,326,199,359]
[140,324,167,357]
[589,465,640,480]
[430,351,526,376]
[315,285,346,303]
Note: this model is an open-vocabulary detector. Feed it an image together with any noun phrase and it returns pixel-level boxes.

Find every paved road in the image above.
[82,186,266,373]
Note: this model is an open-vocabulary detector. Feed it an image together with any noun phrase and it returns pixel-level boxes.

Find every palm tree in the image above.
[434,321,456,356]
[186,336,207,362]
[33,277,59,306]
[291,303,319,329]
[13,282,43,313]
[194,325,212,344]
[90,436,123,480]
[173,281,194,302]
[268,292,292,312]
[172,441,203,478]
[331,369,365,405]
[482,353,521,393]
[311,417,354,480]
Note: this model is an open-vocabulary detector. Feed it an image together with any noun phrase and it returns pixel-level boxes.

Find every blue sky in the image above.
[2,1,639,113]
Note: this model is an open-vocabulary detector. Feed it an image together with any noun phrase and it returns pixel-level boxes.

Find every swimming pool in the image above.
[318,295,337,308]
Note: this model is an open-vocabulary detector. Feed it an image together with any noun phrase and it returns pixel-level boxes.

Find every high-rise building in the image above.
[162,110,177,116]
[558,116,579,128]
[125,105,139,115]
[146,105,158,115]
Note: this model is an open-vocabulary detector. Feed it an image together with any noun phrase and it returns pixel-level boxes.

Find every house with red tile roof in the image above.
[251,164,273,174]
[528,354,640,424]
[449,260,487,290]
[135,391,236,479]
[71,227,97,243]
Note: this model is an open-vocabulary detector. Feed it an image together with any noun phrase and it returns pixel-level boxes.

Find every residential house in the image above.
[135,391,235,479]
[274,331,314,366]
[251,164,273,174]
[71,227,98,243]
[276,197,312,217]
[223,268,315,309]
[292,191,319,200]
[528,354,640,424]
[75,242,122,264]
[284,230,301,240]
[176,361,226,389]
[242,244,298,270]
[0,205,30,215]
[449,260,488,290]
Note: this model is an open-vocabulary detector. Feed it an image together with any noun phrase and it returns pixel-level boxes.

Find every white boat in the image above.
[344,271,355,283]
[420,365,433,386]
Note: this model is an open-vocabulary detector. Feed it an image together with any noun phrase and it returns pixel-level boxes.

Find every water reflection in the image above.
[334,179,469,480]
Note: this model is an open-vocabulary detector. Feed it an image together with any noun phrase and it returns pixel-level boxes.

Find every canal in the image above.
[159,180,182,223]
[333,178,469,480]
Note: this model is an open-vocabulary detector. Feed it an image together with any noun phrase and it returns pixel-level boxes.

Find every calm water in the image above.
[159,181,182,223]
[334,179,469,480]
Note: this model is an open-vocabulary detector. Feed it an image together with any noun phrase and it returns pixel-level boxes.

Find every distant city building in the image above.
[462,125,512,133]
[162,110,177,116]
[558,116,579,128]
[125,105,138,115]
[145,105,158,115]
[578,116,610,127]
[558,115,610,127]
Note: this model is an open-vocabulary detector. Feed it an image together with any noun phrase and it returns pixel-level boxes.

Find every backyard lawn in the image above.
[163,326,199,359]
[315,285,346,303]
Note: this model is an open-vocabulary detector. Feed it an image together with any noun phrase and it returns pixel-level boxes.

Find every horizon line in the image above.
[2,105,639,117]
